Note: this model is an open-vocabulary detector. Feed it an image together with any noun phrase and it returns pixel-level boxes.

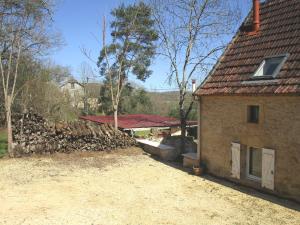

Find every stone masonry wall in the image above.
[199,95,300,201]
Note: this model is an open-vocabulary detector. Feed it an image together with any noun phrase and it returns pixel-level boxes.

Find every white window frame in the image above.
[246,146,262,182]
[253,54,289,78]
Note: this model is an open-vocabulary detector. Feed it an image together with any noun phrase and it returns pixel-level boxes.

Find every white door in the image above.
[262,148,275,190]
[231,143,240,179]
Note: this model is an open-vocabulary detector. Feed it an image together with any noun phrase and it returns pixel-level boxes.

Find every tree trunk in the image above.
[113,106,118,130]
[180,115,187,154]
[179,97,186,154]
[5,95,14,157]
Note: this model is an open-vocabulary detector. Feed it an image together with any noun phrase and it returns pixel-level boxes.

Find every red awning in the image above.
[80,114,197,129]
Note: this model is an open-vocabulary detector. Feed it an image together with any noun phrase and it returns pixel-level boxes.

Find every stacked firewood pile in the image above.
[12,112,136,155]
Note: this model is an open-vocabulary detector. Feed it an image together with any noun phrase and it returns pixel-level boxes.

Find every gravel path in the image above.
[0,148,299,225]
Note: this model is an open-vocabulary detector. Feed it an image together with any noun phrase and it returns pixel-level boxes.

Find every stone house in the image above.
[194,0,300,202]
[60,78,85,108]
[60,78,100,111]
[84,83,102,111]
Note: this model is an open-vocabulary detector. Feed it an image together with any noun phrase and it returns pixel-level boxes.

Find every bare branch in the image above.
[150,0,240,148]
[80,46,98,65]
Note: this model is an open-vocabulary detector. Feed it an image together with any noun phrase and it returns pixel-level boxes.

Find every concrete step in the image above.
[137,139,179,161]
[182,152,199,168]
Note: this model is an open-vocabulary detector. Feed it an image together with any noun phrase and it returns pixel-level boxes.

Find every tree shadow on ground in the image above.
[149,154,300,212]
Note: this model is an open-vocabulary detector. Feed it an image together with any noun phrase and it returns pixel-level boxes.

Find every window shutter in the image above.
[231,143,241,179]
[262,148,275,190]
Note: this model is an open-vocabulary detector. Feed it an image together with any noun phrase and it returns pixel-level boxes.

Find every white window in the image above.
[71,83,75,89]
[247,147,262,181]
[253,54,288,78]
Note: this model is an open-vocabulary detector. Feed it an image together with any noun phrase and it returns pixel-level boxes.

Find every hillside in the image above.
[148,91,196,119]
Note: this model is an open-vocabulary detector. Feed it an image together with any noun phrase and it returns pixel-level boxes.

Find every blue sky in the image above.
[52,0,252,91]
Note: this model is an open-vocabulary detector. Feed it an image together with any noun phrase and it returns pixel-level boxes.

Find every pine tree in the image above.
[98,2,158,129]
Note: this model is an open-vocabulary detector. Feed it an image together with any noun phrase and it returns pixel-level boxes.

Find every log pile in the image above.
[12,112,136,155]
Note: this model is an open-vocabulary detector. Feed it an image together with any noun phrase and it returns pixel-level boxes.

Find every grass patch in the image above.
[134,130,151,138]
[0,129,7,157]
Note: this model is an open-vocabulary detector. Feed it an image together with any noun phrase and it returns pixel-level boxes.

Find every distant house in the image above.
[60,78,84,108]
[84,83,102,111]
[60,78,101,111]
[194,0,300,201]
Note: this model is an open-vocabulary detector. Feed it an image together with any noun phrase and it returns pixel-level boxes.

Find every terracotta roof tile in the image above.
[196,0,300,96]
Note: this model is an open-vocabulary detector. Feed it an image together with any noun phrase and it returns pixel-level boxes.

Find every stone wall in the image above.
[161,135,197,154]
[199,95,300,201]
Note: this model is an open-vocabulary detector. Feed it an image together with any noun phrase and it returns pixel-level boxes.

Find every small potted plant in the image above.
[193,163,204,176]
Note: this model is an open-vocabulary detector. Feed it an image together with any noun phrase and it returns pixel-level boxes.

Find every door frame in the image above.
[246,146,262,182]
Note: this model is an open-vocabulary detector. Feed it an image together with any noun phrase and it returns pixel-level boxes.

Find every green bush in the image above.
[134,130,151,138]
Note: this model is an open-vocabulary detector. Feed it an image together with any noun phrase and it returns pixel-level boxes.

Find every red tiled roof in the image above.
[195,0,300,96]
[80,114,197,129]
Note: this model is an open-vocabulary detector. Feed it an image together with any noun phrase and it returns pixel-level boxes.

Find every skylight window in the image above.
[253,54,288,78]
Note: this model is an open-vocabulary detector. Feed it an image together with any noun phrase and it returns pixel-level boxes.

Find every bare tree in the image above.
[151,0,240,152]
[80,62,96,83]
[14,60,77,122]
[79,61,97,114]
[0,0,59,157]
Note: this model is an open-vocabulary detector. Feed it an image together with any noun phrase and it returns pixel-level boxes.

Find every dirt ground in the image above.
[0,148,299,225]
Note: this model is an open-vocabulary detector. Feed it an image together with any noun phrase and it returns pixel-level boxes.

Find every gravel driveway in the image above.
[0,148,299,225]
